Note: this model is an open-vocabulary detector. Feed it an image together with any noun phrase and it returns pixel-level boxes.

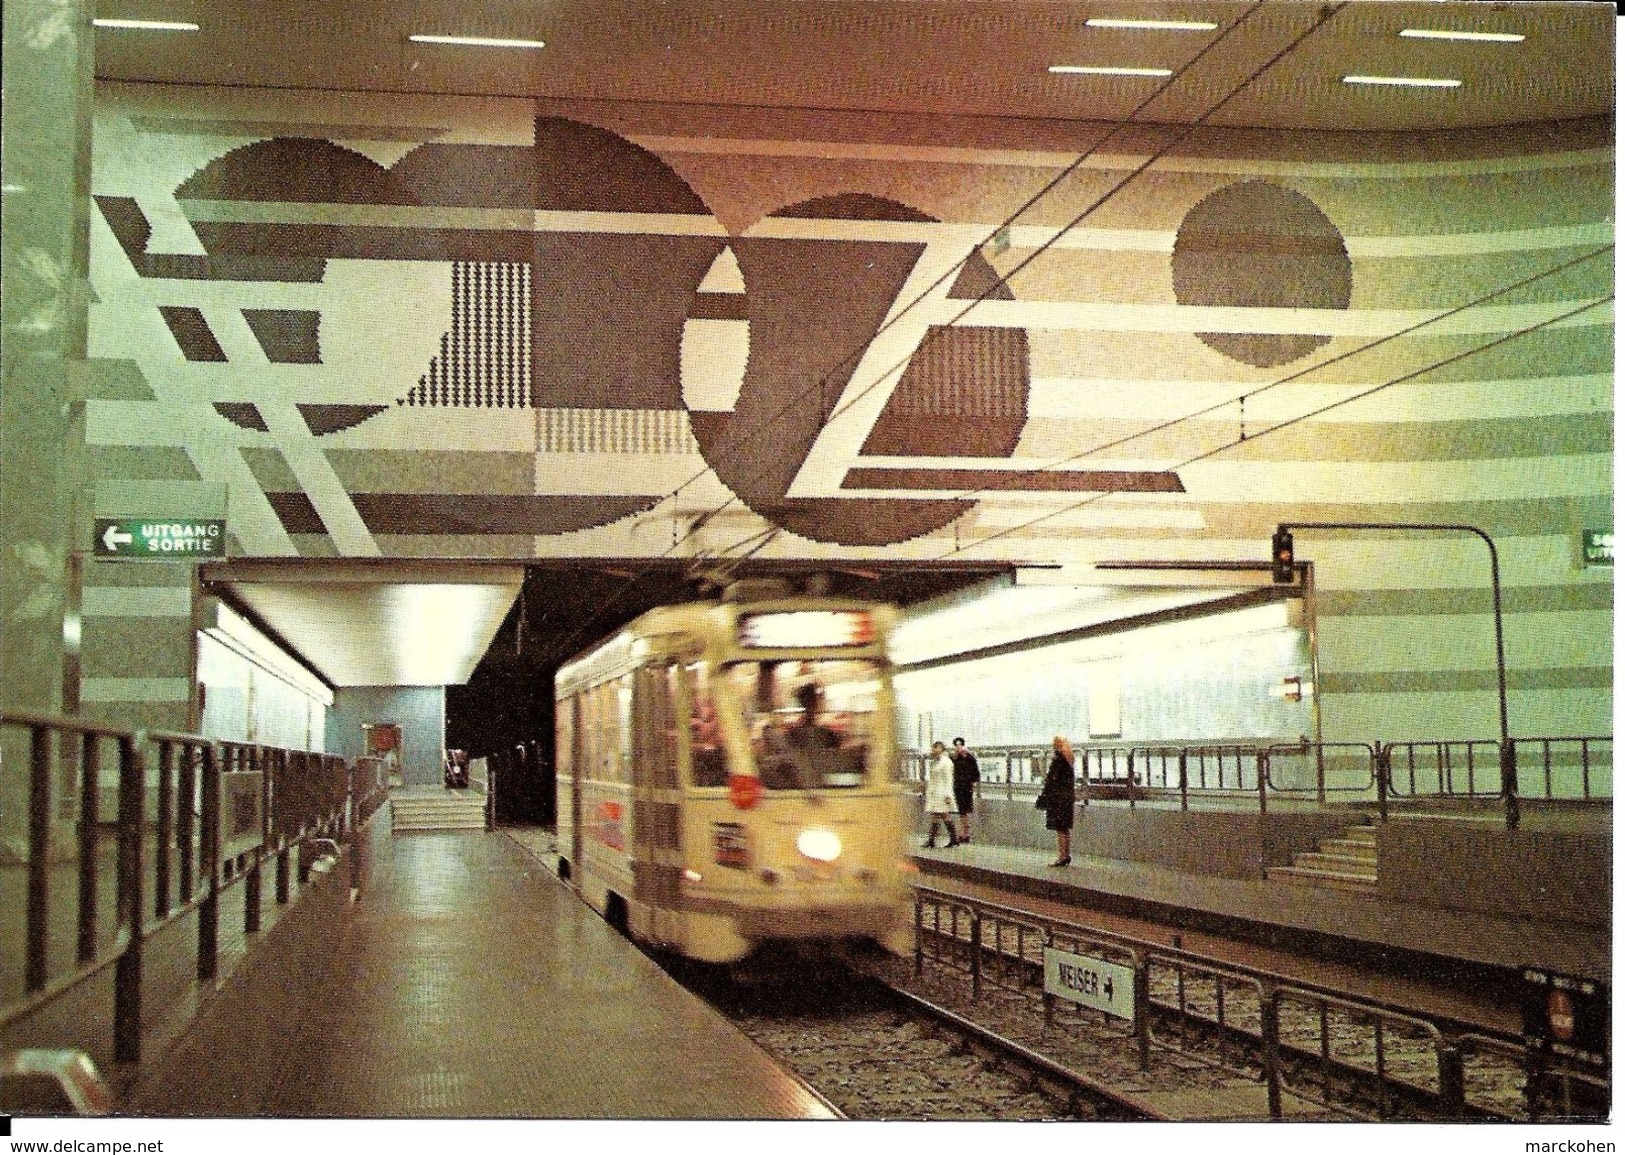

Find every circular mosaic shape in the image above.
[1171,181,1352,368]
[685,193,1029,546]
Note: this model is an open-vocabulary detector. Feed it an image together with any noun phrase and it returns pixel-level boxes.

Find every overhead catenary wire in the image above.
[534,4,1351,666]
[933,243,1616,506]
[937,290,1614,559]
[658,2,1347,556]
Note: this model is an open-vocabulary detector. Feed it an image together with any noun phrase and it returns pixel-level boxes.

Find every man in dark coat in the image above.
[949,737,981,845]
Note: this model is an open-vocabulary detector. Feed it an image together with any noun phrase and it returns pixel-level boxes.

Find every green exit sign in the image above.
[94,518,226,560]
[1582,529,1613,568]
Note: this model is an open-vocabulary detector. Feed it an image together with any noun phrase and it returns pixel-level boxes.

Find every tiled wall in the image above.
[83,84,1612,742]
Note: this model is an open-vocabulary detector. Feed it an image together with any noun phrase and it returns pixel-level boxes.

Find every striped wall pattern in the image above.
[404,262,532,410]
[80,84,1612,741]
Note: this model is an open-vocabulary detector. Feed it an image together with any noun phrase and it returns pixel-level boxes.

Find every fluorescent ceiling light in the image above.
[409,34,546,49]
[1400,28,1525,43]
[1086,18,1217,31]
[1049,65,1173,77]
[1343,74,1462,88]
[92,18,199,30]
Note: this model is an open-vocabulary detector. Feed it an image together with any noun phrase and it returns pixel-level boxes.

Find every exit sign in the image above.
[94,518,226,560]
[1582,529,1613,568]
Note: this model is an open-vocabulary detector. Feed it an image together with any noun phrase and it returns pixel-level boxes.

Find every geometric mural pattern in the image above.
[84,87,1614,739]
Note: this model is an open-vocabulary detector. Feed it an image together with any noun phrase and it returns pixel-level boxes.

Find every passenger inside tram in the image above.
[729,660,876,789]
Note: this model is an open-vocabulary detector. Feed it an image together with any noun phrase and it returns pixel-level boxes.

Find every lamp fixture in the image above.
[408,34,546,49]
[1343,74,1462,88]
[1048,64,1173,77]
[92,18,199,31]
[1086,18,1218,31]
[1400,28,1525,43]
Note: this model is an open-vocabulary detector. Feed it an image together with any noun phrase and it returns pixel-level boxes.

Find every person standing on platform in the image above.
[950,737,981,845]
[923,740,959,848]
[1036,735,1076,866]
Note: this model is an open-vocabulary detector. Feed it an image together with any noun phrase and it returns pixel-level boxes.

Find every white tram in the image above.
[554,581,914,963]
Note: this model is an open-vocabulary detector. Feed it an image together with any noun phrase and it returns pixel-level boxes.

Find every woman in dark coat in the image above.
[1035,735,1076,866]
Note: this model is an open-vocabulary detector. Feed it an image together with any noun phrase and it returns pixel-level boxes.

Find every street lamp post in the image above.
[1277,522,1517,829]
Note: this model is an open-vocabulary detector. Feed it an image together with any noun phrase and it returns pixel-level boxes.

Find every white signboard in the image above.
[1044,947,1136,1022]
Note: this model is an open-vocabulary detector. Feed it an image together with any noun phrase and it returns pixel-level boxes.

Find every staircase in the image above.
[1268,823,1378,892]
[391,788,487,833]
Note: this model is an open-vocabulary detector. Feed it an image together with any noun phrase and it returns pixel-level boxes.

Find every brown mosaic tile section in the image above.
[687,292,750,321]
[297,404,388,435]
[842,467,1185,493]
[774,191,936,223]
[158,306,227,362]
[860,326,1028,457]
[177,137,419,204]
[1171,180,1351,369]
[530,234,724,410]
[95,195,327,282]
[242,309,322,364]
[266,492,327,535]
[214,403,268,432]
[349,494,658,535]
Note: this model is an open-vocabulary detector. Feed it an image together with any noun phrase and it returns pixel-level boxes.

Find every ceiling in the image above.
[92,1,1614,132]
[203,557,1015,686]
[203,560,525,686]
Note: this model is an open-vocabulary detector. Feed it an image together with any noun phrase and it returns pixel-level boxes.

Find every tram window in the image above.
[687,664,727,788]
[725,660,880,789]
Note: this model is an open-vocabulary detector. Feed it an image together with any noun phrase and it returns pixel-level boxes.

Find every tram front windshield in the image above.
[725,659,882,790]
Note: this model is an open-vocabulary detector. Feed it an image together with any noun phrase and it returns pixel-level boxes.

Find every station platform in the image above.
[911,839,1610,1008]
[128,826,835,1119]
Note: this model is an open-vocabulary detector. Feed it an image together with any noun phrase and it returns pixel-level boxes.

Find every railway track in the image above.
[667,885,1607,1123]
[671,950,1159,1120]
[898,885,1609,1122]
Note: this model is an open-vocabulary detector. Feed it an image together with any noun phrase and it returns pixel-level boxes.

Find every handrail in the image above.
[1,708,371,1067]
[901,735,1611,828]
[912,882,1558,1119]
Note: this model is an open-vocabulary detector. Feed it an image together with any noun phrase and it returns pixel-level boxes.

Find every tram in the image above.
[554,580,914,963]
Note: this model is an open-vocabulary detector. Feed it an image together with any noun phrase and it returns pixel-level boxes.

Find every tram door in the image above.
[631,662,682,944]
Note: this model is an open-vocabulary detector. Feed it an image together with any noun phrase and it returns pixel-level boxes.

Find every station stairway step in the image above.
[392,790,487,832]
[1267,823,1378,893]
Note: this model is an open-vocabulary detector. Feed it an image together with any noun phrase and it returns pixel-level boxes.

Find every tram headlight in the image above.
[797,828,842,862]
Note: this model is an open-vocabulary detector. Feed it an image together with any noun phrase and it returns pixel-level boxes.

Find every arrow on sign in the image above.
[101,524,133,552]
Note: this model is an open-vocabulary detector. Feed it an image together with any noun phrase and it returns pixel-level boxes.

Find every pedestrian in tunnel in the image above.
[923,740,959,848]
[1036,735,1076,866]
[950,736,980,845]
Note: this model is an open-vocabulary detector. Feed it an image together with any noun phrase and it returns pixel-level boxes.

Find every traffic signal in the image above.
[1271,529,1295,584]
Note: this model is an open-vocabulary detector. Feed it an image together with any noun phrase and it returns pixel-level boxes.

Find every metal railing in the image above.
[912,884,1598,1120]
[2,709,365,1066]
[903,734,1611,829]
[1376,736,1612,827]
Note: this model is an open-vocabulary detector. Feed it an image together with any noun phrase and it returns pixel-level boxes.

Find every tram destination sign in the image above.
[1044,947,1136,1022]
[94,518,226,560]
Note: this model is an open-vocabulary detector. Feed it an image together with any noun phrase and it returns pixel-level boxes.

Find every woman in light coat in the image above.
[923,740,959,848]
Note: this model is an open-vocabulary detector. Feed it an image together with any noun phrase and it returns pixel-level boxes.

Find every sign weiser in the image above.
[94,518,225,560]
[1044,947,1136,1022]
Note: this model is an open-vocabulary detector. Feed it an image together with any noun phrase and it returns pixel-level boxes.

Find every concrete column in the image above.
[1,0,96,850]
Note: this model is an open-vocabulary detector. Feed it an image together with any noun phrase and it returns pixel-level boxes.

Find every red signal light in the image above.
[1271,529,1295,584]
[728,774,763,810]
